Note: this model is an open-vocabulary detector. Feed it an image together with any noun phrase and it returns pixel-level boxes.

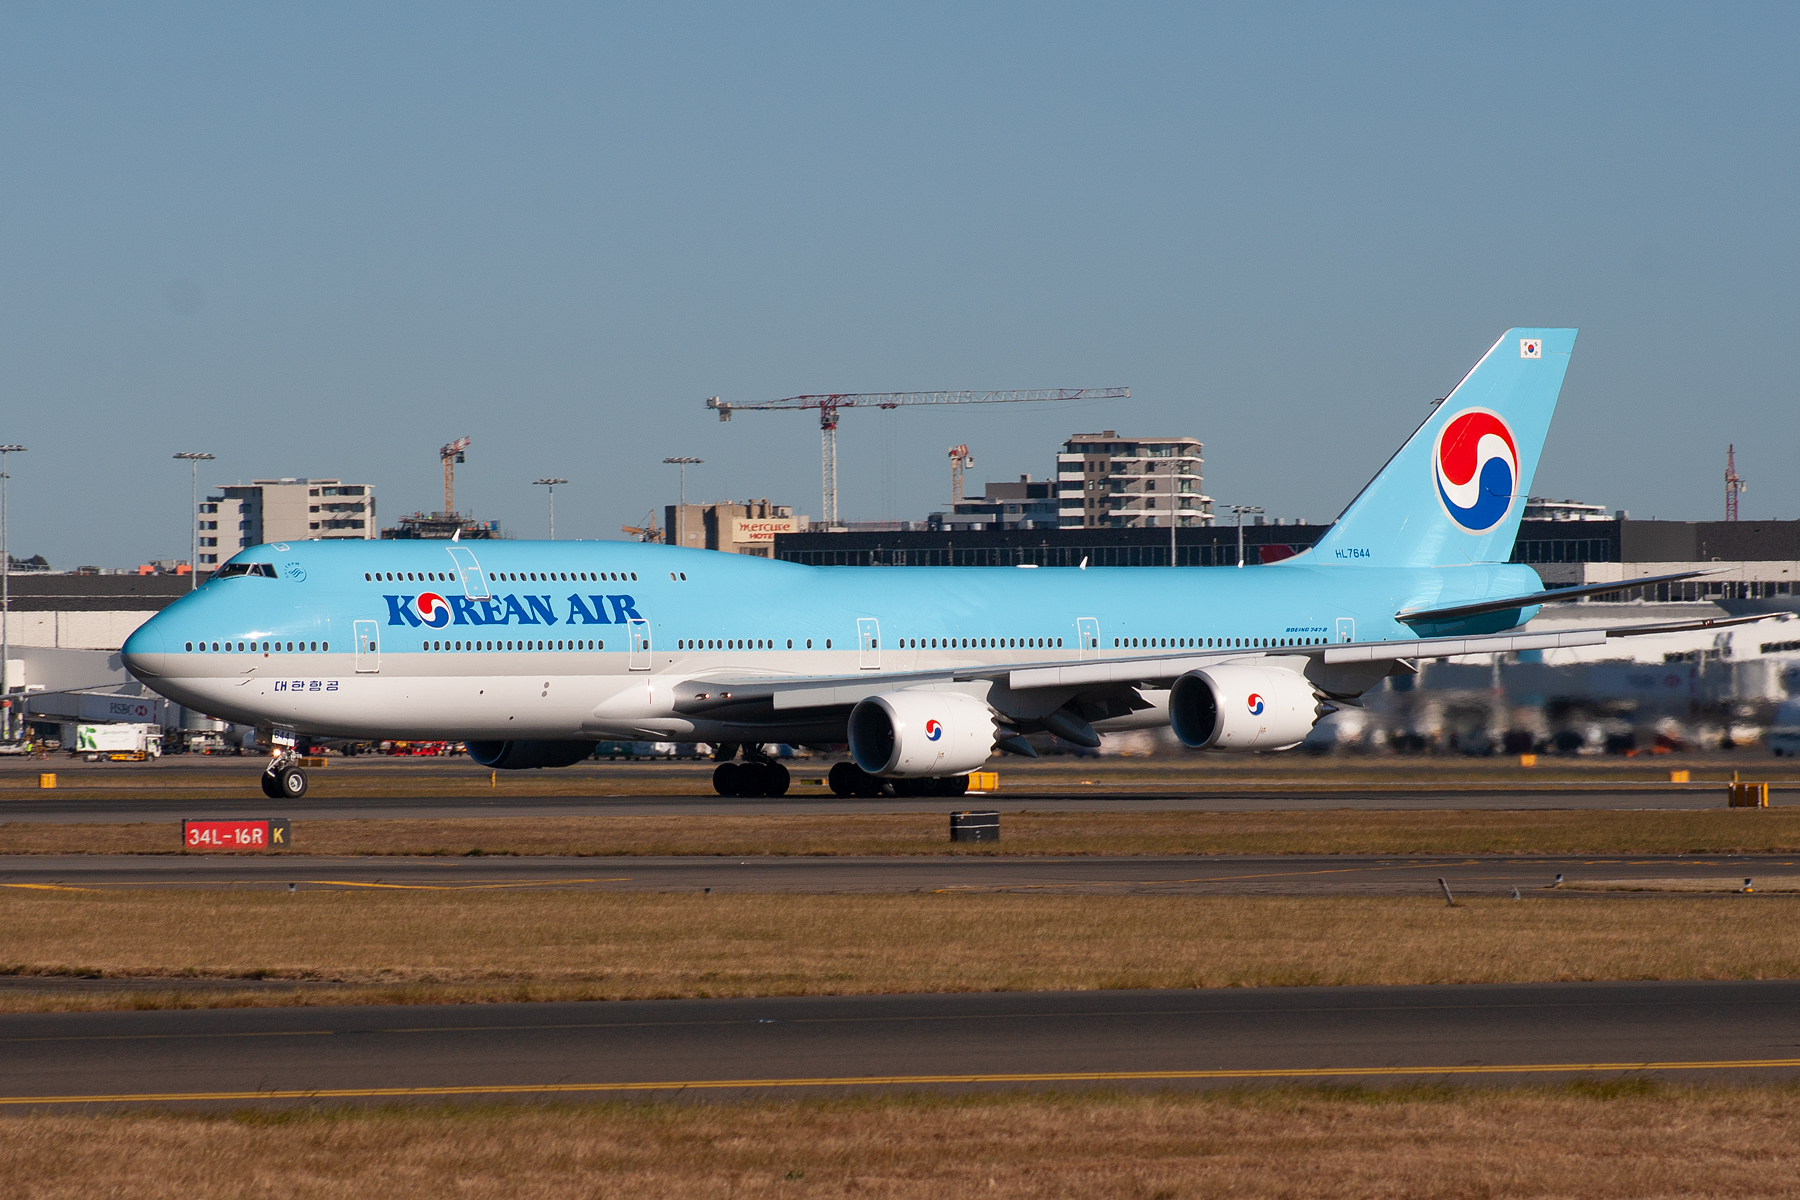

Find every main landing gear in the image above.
[260,751,308,799]
[827,762,969,798]
[712,756,790,798]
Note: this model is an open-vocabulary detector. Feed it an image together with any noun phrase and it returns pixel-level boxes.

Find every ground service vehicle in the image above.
[74,723,163,760]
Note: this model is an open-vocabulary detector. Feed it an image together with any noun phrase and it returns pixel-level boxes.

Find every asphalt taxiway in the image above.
[3,852,1793,895]
[4,981,1799,1108]
[0,785,1774,823]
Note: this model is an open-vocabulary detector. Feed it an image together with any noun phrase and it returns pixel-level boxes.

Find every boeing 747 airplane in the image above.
[121,328,1745,799]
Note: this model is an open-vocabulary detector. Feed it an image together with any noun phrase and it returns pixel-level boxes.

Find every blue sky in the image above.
[2,3,1795,564]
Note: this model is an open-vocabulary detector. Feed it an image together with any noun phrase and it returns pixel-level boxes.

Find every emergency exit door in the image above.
[858,618,880,670]
[354,620,380,673]
[628,619,652,671]
[1076,617,1100,659]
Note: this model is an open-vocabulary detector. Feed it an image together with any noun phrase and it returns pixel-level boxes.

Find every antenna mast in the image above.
[1725,444,1745,521]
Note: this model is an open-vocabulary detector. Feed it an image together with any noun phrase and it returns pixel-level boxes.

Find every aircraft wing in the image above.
[1394,569,1715,625]
[672,612,1788,714]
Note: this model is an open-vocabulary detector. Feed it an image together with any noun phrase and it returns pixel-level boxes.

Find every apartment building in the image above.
[1057,432,1213,528]
[196,479,376,564]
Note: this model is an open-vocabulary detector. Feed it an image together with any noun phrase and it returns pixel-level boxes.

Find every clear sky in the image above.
[2,3,1795,565]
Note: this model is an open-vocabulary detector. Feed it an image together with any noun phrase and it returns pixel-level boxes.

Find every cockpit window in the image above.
[215,562,278,579]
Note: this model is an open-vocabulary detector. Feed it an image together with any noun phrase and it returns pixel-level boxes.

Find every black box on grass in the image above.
[950,810,999,842]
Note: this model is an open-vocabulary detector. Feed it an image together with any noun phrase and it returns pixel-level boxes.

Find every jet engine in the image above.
[847,690,997,777]
[1169,664,1320,751]
[464,740,599,770]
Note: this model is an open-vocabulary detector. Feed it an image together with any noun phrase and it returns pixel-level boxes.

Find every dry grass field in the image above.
[3,751,1798,802]
[8,807,1800,857]
[3,889,1798,1011]
[6,1085,1800,1198]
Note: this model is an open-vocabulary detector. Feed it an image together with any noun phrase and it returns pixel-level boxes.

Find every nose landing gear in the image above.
[260,748,308,799]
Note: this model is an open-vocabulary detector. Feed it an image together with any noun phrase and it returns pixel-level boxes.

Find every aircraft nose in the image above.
[121,616,167,678]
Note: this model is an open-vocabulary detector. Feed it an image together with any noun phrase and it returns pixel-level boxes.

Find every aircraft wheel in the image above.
[278,766,308,799]
[260,769,283,799]
[712,762,742,796]
[761,762,790,798]
[939,774,970,797]
[852,767,885,798]
[827,762,860,797]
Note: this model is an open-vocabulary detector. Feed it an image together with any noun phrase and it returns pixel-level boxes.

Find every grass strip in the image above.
[4,1084,1800,1197]
[9,808,1800,856]
[5,756,1799,800]
[2,890,1798,1012]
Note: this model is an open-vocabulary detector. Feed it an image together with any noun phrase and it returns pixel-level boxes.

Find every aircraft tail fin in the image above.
[1303,328,1576,568]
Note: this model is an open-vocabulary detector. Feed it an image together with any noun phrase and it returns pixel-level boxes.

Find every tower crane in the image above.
[706,388,1128,525]
[948,444,974,503]
[440,437,471,516]
[621,510,664,543]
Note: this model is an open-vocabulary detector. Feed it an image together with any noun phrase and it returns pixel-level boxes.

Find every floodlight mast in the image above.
[0,445,23,735]
[706,388,1129,526]
[662,457,702,548]
[172,452,215,589]
[532,478,567,539]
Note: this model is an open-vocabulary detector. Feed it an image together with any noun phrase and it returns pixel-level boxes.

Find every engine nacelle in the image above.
[1169,664,1319,751]
[848,690,997,777]
[464,740,598,770]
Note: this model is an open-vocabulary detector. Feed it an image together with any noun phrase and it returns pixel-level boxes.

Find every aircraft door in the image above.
[1076,617,1100,660]
[858,618,880,670]
[354,620,380,673]
[1336,617,1355,644]
[628,619,652,671]
[446,546,491,599]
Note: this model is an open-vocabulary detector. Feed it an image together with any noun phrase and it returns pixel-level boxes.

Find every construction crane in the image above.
[948,444,974,503]
[706,388,1129,525]
[621,510,664,543]
[1726,444,1746,521]
[440,437,471,516]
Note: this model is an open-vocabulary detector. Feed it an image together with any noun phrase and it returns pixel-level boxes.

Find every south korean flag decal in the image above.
[1520,338,1541,359]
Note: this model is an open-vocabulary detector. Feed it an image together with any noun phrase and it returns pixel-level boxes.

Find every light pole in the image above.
[173,452,215,588]
[1228,504,1263,568]
[662,457,702,548]
[533,478,567,539]
[0,444,23,738]
[1168,456,1179,567]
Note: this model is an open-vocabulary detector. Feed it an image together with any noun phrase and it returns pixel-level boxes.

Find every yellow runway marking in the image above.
[931,860,1479,893]
[6,1057,1800,1105]
[306,878,632,891]
[1,883,95,892]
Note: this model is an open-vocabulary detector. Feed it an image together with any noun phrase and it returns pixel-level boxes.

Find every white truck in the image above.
[74,723,163,760]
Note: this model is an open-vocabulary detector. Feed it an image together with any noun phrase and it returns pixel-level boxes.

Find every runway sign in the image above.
[182,819,291,851]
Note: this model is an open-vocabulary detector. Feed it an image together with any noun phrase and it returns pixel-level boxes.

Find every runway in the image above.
[0,785,1763,823]
[4,981,1799,1108]
[3,852,1793,895]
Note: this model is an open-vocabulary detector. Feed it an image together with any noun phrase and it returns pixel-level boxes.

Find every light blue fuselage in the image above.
[120,537,1540,743]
